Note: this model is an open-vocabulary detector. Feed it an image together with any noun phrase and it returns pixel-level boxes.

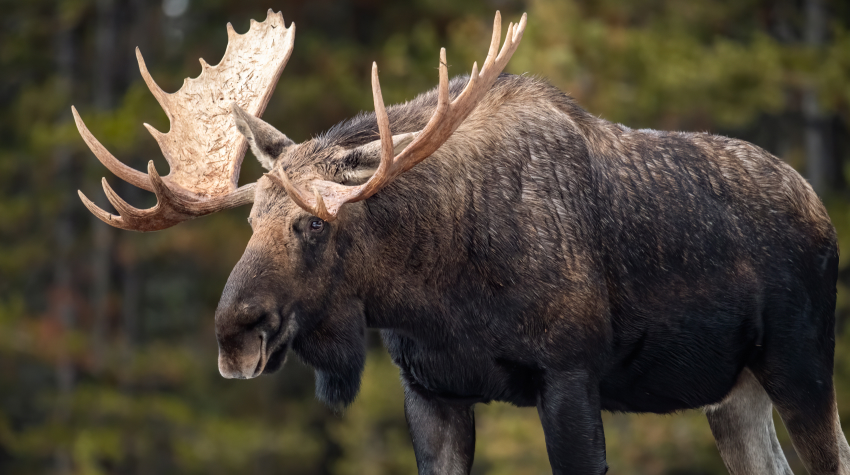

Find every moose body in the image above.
[75,10,850,475]
[223,74,848,474]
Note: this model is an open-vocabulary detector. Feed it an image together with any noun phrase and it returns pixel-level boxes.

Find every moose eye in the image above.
[309,218,324,232]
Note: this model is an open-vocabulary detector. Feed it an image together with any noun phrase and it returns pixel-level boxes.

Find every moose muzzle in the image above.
[215,289,286,379]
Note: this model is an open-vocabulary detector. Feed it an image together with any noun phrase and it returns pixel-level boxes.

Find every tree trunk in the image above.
[803,0,831,195]
[52,21,76,475]
[90,0,118,372]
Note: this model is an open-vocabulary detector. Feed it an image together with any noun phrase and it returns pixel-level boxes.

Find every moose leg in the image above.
[757,369,850,475]
[403,385,475,475]
[536,369,608,475]
[705,368,793,475]
[752,272,850,475]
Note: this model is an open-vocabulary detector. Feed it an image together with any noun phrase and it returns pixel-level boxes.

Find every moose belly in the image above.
[381,280,761,414]
[381,329,543,407]
[598,311,757,414]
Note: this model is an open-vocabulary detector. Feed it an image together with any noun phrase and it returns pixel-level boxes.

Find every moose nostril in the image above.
[256,310,283,333]
[242,311,275,333]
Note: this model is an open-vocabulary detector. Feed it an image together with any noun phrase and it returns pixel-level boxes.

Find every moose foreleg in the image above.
[537,369,608,475]
[403,385,475,475]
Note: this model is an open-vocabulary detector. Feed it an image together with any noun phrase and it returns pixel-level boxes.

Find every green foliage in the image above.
[2,0,850,473]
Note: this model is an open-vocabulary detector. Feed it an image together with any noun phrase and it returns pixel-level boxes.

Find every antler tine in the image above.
[136,48,172,120]
[146,160,187,212]
[266,167,334,221]
[437,48,450,111]
[371,62,395,174]
[102,177,151,219]
[78,190,129,229]
[465,61,480,96]
[495,14,526,68]
[504,23,515,57]
[312,186,330,221]
[438,48,450,107]
[72,106,154,192]
[480,11,502,76]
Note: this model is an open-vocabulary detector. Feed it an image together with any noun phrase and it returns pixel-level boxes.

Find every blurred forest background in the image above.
[3,0,850,473]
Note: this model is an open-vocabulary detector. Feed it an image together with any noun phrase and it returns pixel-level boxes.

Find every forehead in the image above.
[284,139,343,170]
[250,135,365,221]
[250,155,335,219]
[250,175,301,220]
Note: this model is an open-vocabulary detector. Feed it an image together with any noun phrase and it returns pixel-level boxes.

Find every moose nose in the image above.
[214,298,279,379]
[217,330,265,379]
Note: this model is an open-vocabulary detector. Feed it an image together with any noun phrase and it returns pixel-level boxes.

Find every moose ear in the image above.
[337,132,418,185]
[231,103,295,170]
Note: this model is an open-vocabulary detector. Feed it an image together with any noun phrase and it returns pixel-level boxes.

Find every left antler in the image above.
[75,10,295,231]
[272,11,527,222]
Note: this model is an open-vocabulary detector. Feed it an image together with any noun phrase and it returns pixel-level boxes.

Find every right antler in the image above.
[75,10,295,232]
[271,11,526,222]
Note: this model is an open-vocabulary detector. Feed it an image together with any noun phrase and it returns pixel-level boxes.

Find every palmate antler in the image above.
[270,11,527,222]
[75,10,294,232]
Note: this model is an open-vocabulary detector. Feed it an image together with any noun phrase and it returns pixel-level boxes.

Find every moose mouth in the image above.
[253,315,298,377]
[256,333,289,376]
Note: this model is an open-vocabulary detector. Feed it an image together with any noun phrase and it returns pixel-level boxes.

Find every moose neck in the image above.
[347,153,478,331]
[335,75,609,332]
[346,136,580,332]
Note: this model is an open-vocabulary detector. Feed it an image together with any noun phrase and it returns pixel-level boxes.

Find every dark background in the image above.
[2,0,850,473]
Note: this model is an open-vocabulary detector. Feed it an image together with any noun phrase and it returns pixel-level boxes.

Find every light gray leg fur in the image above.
[705,369,793,475]
[832,406,850,475]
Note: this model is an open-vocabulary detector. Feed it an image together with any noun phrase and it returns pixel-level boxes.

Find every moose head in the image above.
[74,10,526,407]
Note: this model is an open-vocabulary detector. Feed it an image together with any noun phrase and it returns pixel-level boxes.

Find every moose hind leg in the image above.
[762,376,850,475]
[705,368,792,475]
[752,274,850,474]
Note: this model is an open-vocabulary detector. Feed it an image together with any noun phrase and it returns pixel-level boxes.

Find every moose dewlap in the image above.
[73,9,850,475]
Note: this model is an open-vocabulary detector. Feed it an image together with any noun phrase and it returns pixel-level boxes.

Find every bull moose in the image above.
[72,9,850,475]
